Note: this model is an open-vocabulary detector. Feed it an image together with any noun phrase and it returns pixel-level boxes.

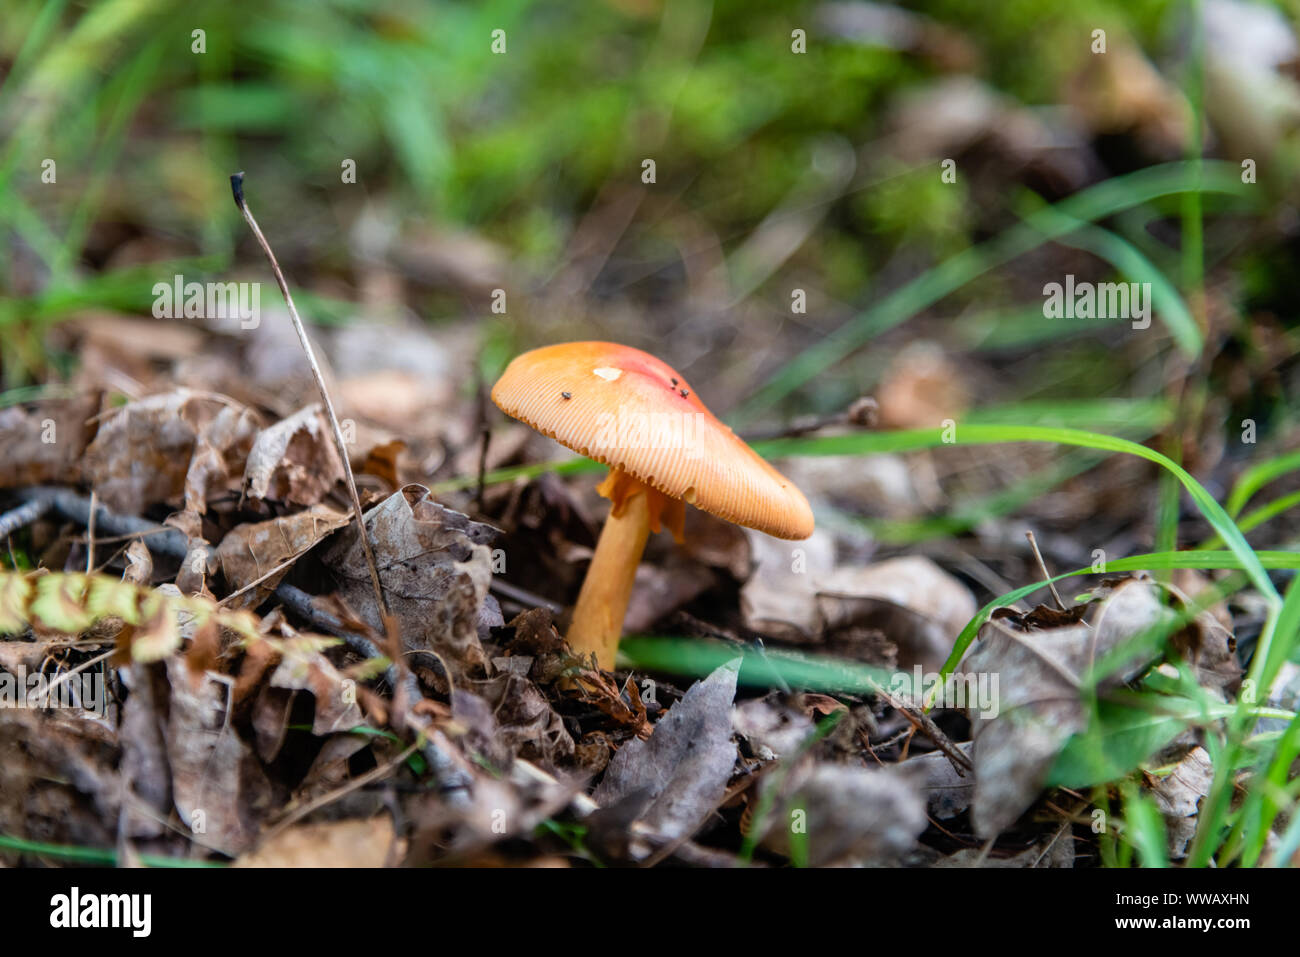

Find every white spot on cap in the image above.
[593,367,622,381]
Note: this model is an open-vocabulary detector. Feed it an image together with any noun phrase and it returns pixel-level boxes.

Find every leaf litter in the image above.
[0,293,1272,870]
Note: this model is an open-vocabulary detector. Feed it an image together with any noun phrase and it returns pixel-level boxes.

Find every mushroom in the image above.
[491,341,814,669]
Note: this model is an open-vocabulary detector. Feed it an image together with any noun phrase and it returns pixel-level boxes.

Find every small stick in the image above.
[230,172,388,617]
[739,396,878,443]
[489,578,563,614]
[871,680,973,774]
[1025,529,1066,611]
[476,426,490,514]
[0,497,53,540]
[85,490,97,574]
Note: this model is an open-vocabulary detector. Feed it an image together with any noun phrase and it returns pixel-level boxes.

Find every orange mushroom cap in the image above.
[491,341,814,540]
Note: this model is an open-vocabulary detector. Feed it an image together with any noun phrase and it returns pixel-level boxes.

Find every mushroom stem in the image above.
[567,482,652,669]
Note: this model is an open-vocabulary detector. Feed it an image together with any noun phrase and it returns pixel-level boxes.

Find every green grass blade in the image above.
[1225,449,1300,517]
[735,161,1251,422]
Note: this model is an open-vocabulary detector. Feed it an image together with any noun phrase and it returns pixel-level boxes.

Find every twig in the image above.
[489,578,563,614]
[1026,529,1066,611]
[869,679,973,775]
[17,487,193,559]
[84,490,96,574]
[229,171,388,619]
[739,396,877,443]
[0,497,52,540]
[259,742,418,846]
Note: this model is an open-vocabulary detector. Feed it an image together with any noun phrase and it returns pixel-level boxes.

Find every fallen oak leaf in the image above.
[325,485,497,682]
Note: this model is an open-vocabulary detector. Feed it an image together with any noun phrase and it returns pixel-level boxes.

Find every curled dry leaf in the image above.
[965,576,1174,838]
[123,540,153,586]
[243,404,345,506]
[1149,745,1214,860]
[325,485,497,681]
[161,656,273,855]
[216,504,350,610]
[267,634,365,736]
[81,389,262,515]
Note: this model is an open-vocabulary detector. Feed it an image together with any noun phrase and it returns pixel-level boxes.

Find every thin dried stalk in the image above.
[229,172,388,616]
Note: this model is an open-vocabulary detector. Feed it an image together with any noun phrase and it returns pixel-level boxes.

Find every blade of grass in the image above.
[618,549,1300,693]
[1121,781,1170,868]
[1188,569,1300,866]
[1225,449,1300,517]
[0,833,225,867]
[734,161,1251,422]
[757,425,1277,607]
[1024,201,1201,356]
[1199,489,1300,549]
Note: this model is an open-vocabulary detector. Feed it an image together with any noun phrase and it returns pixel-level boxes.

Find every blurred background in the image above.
[1,0,1298,558]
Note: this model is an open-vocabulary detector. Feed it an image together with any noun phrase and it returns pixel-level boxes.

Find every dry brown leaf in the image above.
[325,485,496,681]
[81,389,261,515]
[1149,745,1214,860]
[267,635,365,736]
[965,577,1174,838]
[216,504,350,610]
[755,762,928,866]
[234,817,396,868]
[462,674,574,765]
[162,657,273,855]
[593,659,740,841]
[0,395,100,488]
[243,404,345,506]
